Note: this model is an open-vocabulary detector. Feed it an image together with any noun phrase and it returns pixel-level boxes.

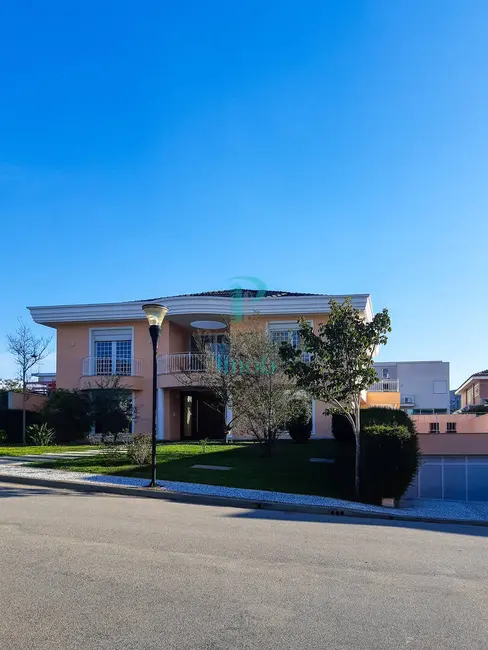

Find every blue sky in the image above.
[1,0,487,387]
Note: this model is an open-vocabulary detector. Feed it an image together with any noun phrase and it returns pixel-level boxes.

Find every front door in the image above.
[180,391,225,440]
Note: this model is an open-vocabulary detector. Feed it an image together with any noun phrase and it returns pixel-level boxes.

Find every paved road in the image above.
[0,482,487,649]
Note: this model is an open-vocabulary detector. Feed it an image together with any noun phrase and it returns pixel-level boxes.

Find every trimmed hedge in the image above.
[332,407,416,444]
[360,423,420,504]
[286,399,312,443]
[0,409,43,444]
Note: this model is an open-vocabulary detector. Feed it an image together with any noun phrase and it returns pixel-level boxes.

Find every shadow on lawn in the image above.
[32,440,355,500]
[224,507,488,538]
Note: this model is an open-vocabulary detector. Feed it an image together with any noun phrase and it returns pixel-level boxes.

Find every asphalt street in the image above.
[0,481,487,650]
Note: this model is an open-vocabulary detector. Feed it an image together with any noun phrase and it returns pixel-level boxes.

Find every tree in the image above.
[0,378,22,392]
[40,389,93,443]
[85,375,137,443]
[280,297,391,497]
[6,320,51,445]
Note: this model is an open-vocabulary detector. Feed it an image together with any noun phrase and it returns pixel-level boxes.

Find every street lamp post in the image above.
[142,303,169,487]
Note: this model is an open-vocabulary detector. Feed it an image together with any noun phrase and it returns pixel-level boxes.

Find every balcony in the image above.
[158,353,207,374]
[368,379,400,392]
[80,357,144,390]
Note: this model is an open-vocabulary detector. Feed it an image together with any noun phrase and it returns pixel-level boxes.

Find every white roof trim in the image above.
[455,375,488,395]
[28,294,373,325]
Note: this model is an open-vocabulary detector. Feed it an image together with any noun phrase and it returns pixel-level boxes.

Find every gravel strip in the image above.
[1,462,488,523]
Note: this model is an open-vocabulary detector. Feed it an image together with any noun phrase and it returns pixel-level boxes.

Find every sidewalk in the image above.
[1,459,488,526]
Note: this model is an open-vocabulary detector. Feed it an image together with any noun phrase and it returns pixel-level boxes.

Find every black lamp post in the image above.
[142,303,168,487]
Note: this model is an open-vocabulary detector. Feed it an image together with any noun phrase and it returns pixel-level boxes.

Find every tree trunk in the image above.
[354,403,361,498]
[22,390,27,446]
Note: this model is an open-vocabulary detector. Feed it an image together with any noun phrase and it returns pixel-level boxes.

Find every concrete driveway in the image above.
[0,481,487,650]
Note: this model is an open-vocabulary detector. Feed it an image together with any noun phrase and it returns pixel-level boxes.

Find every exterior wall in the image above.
[314,402,332,437]
[374,361,450,412]
[364,391,401,409]
[419,433,488,455]
[412,413,488,434]
[8,392,47,411]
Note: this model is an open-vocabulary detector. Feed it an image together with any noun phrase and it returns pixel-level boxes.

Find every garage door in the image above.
[405,456,488,501]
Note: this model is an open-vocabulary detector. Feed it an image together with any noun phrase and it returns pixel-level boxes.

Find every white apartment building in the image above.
[373,361,450,414]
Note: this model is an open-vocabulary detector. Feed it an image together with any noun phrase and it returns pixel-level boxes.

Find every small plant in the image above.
[201,438,208,454]
[127,434,151,466]
[27,423,55,446]
[101,442,123,466]
[0,429,7,444]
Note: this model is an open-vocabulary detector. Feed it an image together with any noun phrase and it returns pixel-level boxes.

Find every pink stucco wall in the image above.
[412,413,488,434]
[8,392,47,411]
[419,433,488,455]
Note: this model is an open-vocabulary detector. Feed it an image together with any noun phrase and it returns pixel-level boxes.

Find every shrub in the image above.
[27,423,55,446]
[0,409,42,444]
[127,434,151,466]
[285,398,312,443]
[360,423,420,504]
[40,389,92,443]
[0,429,7,444]
[101,443,123,466]
[332,407,416,444]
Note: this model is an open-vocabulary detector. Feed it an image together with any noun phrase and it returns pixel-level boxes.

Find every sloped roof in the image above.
[135,289,322,302]
[456,370,488,394]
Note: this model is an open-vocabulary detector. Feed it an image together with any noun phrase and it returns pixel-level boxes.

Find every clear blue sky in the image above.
[1,0,487,388]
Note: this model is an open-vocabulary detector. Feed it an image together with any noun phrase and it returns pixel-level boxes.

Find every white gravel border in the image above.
[1,461,488,523]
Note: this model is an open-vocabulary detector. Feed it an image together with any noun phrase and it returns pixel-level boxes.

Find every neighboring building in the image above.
[450,389,461,413]
[28,289,399,440]
[455,370,488,409]
[373,361,450,414]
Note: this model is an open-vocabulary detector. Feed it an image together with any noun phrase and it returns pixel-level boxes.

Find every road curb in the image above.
[1,472,487,528]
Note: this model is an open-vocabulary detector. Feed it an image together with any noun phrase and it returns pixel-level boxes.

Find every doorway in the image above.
[180,391,225,440]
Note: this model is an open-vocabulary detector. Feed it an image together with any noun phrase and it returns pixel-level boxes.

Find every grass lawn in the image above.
[31,440,354,499]
[0,445,102,456]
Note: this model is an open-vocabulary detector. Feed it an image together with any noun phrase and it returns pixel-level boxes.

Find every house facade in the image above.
[373,361,450,414]
[455,370,488,409]
[28,289,399,440]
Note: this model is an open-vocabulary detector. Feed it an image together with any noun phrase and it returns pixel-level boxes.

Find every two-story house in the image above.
[28,289,399,440]
[455,369,488,409]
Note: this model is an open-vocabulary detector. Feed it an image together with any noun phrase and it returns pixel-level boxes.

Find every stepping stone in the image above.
[191,464,232,471]
[309,458,335,464]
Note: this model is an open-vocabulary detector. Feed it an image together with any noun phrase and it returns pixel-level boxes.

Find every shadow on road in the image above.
[0,484,100,500]
[224,508,488,537]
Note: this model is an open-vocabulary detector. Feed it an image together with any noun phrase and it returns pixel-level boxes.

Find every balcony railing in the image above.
[369,379,400,392]
[157,353,209,374]
[82,357,143,377]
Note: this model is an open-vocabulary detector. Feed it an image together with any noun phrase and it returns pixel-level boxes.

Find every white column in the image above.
[311,399,316,436]
[157,388,164,440]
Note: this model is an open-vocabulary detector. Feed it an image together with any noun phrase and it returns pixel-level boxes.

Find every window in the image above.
[446,422,457,433]
[474,383,480,397]
[429,422,440,433]
[433,380,447,394]
[382,368,390,379]
[267,322,311,361]
[92,328,133,376]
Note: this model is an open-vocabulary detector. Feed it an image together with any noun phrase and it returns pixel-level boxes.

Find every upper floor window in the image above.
[433,380,447,394]
[267,321,311,361]
[429,422,440,433]
[474,383,480,397]
[446,422,457,433]
[382,368,390,379]
[92,328,132,376]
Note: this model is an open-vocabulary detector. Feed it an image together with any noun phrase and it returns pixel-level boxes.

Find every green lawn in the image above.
[31,440,354,498]
[0,445,102,456]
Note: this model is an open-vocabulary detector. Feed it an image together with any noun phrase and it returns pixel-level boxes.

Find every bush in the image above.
[27,423,55,446]
[40,389,93,443]
[0,429,7,444]
[101,443,123,466]
[127,434,151,466]
[332,407,416,444]
[360,423,420,504]
[285,398,312,443]
[0,409,42,443]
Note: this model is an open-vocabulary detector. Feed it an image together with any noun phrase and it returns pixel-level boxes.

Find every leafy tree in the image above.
[40,389,93,443]
[0,378,22,392]
[280,297,391,497]
[6,320,51,445]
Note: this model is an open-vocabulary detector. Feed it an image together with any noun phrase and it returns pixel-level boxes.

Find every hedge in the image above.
[332,407,416,444]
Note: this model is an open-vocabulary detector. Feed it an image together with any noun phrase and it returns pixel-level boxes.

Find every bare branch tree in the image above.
[6,319,52,444]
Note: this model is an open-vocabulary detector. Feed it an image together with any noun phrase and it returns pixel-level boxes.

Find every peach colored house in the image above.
[455,369,488,409]
[28,289,399,440]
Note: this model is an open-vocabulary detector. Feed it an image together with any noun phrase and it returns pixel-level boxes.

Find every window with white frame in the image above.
[474,383,480,397]
[382,368,390,379]
[267,322,310,361]
[92,328,133,376]
[446,422,457,433]
[429,422,440,433]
